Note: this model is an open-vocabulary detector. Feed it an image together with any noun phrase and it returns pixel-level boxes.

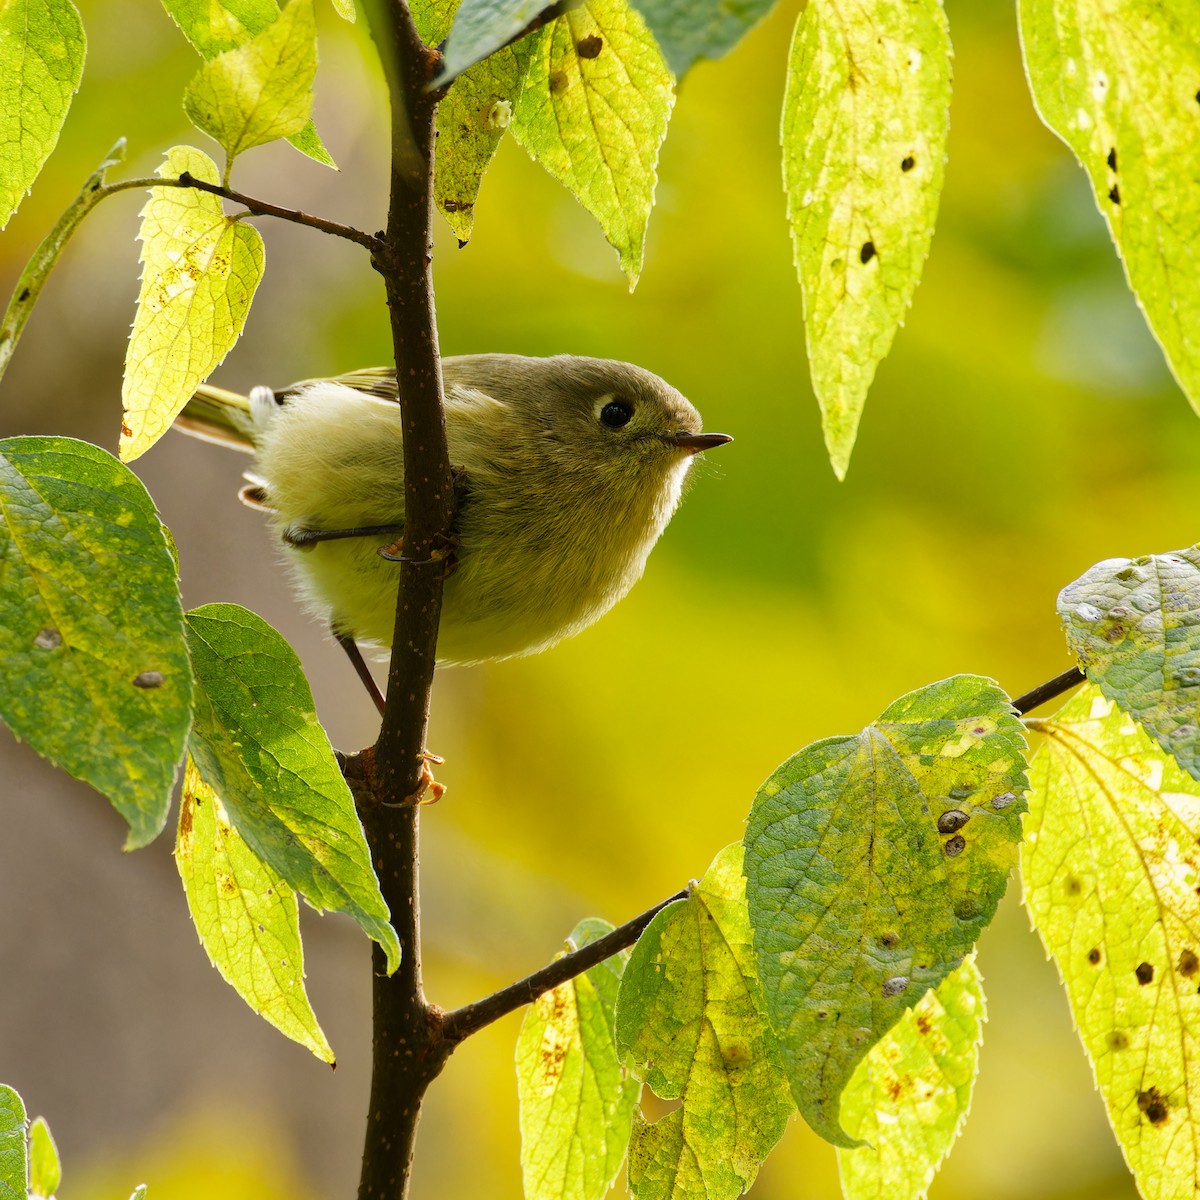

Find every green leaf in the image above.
[1059,545,1200,781]
[185,603,400,973]
[0,139,126,387]
[837,957,985,1200]
[626,0,774,77]
[176,758,335,1062]
[516,918,637,1200]
[1024,685,1200,1200]
[1018,0,1200,414]
[0,437,192,848]
[128,1188,147,1200]
[161,0,334,167]
[437,0,545,85]
[0,0,86,229]
[436,41,534,243]
[782,0,951,480]
[0,1086,26,1200]
[616,845,793,1199]
[27,1117,60,1199]
[286,119,336,168]
[744,675,1026,1146]
[122,145,265,462]
[183,0,317,163]
[510,0,674,285]
[329,0,354,19]
[161,0,279,55]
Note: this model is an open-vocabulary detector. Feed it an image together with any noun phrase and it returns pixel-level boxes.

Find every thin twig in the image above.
[441,889,689,1044]
[1012,666,1086,715]
[94,174,384,251]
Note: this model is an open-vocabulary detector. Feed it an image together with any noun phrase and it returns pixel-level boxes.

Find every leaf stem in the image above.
[440,888,689,1044]
[1012,666,1086,715]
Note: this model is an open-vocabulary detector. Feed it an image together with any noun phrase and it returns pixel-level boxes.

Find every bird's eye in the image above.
[599,399,633,429]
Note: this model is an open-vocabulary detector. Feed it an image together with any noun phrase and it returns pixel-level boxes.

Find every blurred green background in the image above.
[1,0,1193,1196]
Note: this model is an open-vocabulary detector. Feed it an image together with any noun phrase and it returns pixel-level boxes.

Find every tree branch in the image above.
[1012,666,1085,715]
[353,1,456,1197]
[440,888,689,1044]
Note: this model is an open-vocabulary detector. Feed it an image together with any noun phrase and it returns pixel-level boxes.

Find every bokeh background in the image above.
[1,0,1194,1196]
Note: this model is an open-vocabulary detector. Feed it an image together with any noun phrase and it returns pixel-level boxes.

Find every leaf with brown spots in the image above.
[1025,685,1200,1199]
[616,845,793,1199]
[1019,0,1200,414]
[1058,545,1200,782]
[744,675,1026,1146]
[515,918,636,1200]
[510,0,674,284]
[121,146,264,462]
[0,437,192,847]
[176,758,334,1063]
[782,0,951,479]
[837,957,985,1200]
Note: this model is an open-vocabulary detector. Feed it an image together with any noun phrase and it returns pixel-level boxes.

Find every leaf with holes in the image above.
[185,603,400,973]
[627,0,775,77]
[0,437,192,848]
[782,0,951,479]
[510,0,674,284]
[437,43,534,243]
[616,844,793,1199]
[1059,545,1200,781]
[516,918,637,1200]
[0,0,86,229]
[183,0,317,163]
[176,758,334,1062]
[122,146,265,462]
[1025,685,1200,1200]
[837,957,985,1200]
[744,675,1025,1145]
[1019,0,1200,415]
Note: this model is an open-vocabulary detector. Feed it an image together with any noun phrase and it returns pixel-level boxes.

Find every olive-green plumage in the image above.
[178,354,730,665]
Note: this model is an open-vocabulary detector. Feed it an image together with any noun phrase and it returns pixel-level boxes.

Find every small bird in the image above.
[178,354,731,672]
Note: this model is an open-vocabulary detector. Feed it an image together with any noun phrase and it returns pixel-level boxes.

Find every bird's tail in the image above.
[174,382,274,454]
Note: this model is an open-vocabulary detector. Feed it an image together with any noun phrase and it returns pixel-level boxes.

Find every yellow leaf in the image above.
[120,146,264,462]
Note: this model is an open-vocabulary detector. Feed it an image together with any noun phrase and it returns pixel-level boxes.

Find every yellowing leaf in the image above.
[1019,0,1200,415]
[745,675,1025,1146]
[516,919,636,1200]
[176,760,335,1062]
[617,845,794,1199]
[121,146,264,462]
[183,0,317,163]
[436,42,533,243]
[162,0,334,167]
[27,1117,60,1199]
[511,0,674,285]
[782,0,951,479]
[838,957,985,1200]
[1024,685,1200,1200]
[0,0,86,229]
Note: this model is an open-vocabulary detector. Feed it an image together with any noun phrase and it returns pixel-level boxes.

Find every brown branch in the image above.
[353,1,455,1197]
[441,889,689,1045]
[1012,666,1086,715]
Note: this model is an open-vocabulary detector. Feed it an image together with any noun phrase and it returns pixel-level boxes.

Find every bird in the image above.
[177,354,731,679]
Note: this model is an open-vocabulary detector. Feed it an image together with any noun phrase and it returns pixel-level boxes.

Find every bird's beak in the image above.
[670,431,733,456]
